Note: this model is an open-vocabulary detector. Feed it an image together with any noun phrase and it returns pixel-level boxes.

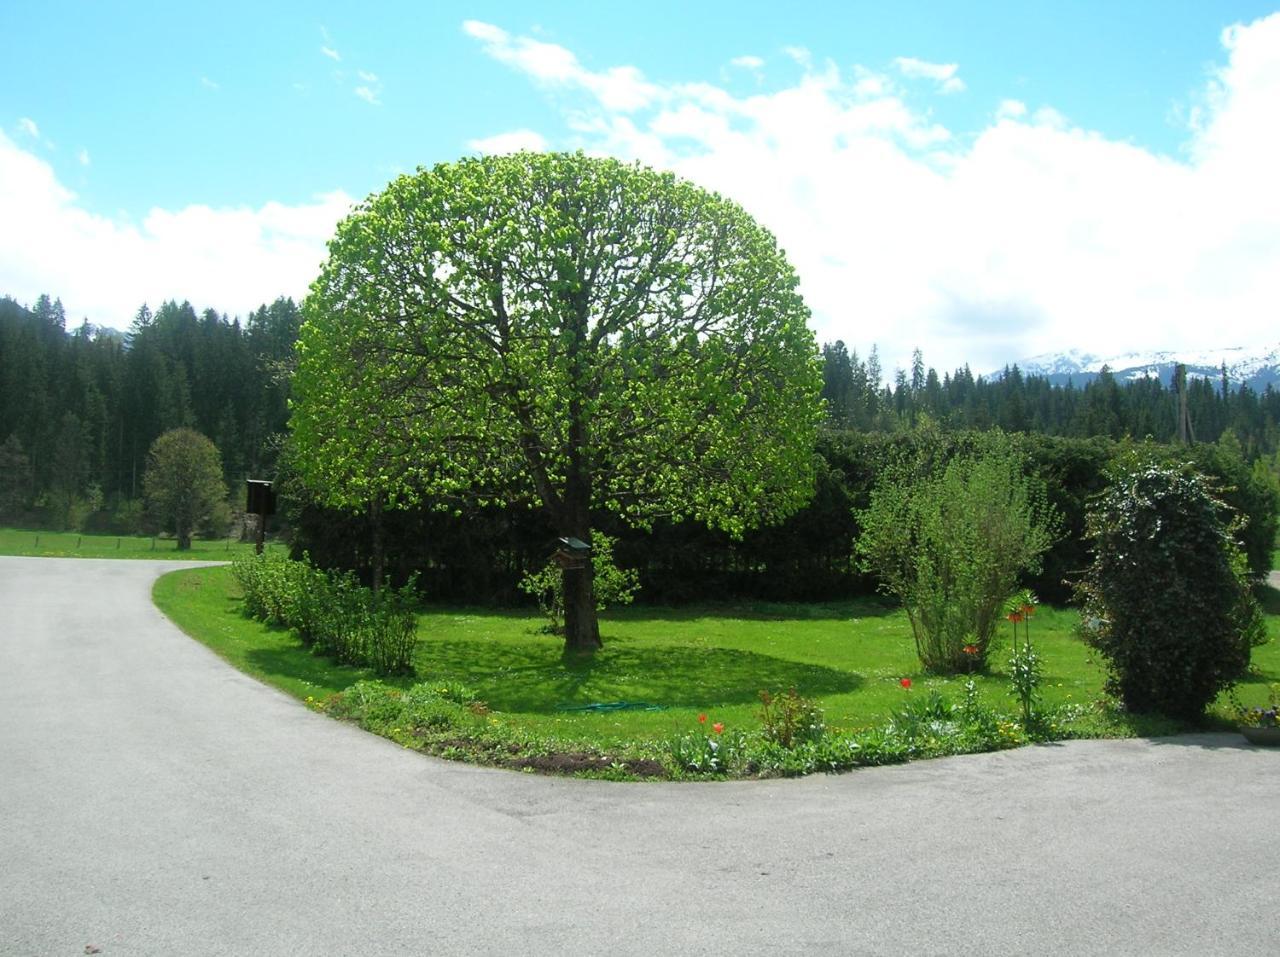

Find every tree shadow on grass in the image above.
[414,636,862,713]
[1145,731,1262,751]
[1254,584,1280,616]
[424,595,902,626]
[242,645,411,697]
[607,596,901,624]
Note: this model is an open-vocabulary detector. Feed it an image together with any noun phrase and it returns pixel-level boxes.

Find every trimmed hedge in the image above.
[233,552,418,676]
[282,431,1277,607]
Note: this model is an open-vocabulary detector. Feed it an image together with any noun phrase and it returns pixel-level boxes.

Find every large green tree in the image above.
[142,428,227,549]
[292,152,823,652]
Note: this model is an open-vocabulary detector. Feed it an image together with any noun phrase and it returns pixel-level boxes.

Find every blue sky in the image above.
[3,1,1279,372]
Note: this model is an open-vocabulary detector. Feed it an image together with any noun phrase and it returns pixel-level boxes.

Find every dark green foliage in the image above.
[0,433,33,519]
[285,426,1277,609]
[0,293,298,530]
[1077,457,1264,719]
[232,552,419,676]
[1180,441,1279,581]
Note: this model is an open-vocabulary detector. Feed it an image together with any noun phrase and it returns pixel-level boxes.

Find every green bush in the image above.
[518,532,639,634]
[233,553,419,676]
[757,688,826,748]
[855,432,1059,673]
[1076,457,1263,719]
[232,551,308,625]
[326,681,491,740]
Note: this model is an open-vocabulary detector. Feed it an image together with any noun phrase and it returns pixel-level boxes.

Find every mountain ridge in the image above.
[990,343,1280,392]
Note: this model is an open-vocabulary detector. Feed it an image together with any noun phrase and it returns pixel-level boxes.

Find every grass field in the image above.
[154,564,1280,755]
[0,527,287,561]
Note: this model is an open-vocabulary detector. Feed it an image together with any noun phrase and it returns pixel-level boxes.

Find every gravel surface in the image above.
[2,555,1277,956]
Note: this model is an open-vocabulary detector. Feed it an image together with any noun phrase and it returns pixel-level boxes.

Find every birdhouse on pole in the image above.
[551,536,591,569]
[245,479,276,554]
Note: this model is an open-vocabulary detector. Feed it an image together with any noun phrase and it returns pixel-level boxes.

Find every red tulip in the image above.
[712,722,724,734]
[900,678,912,689]
[698,713,707,724]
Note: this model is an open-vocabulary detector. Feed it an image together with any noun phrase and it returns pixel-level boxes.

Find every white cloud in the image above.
[468,129,549,154]
[852,67,891,98]
[319,26,342,61]
[730,55,764,70]
[782,46,812,70]
[352,69,384,105]
[17,117,40,139]
[77,147,90,167]
[463,20,659,112]
[893,56,965,94]
[466,16,1280,373]
[200,76,220,91]
[996,99,1027,120]
[0,130,353,330]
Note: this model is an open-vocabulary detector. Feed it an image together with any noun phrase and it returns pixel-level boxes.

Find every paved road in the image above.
[2,555,1277,956]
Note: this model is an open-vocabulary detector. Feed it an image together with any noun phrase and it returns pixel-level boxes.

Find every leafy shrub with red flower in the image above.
[854,432,1059,674]
[667,714,746,774]
[758,687,825,748]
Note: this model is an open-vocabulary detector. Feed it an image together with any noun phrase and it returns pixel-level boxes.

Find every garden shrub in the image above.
[1076,456,1263,719]
[232,551,308,625]
[855,431,1059,673]
[518,532,639,634]
[330,681,487,735]
[757,688,826,748]
[233,552,419,676]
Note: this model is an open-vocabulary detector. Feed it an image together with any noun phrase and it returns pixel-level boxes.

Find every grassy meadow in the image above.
[154,564,1280,756]
[0,527,287,561]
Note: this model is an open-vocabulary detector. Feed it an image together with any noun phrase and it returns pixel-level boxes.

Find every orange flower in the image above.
[1021,604,1036,617]
[698,713,707,724]
[712,722,724,734]
[1007,611,1024,623]
[963,644,979,655]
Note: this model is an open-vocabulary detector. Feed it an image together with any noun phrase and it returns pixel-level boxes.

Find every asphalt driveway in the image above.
[2,555,1276,956]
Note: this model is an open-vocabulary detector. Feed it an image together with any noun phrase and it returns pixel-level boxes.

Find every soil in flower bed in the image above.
[417,735,668,778]
[506,753,667,776]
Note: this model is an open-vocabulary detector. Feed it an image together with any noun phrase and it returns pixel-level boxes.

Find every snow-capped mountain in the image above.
[991,343,1280,392]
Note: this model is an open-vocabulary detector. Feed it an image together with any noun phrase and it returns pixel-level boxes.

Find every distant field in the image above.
[0,527,287,561]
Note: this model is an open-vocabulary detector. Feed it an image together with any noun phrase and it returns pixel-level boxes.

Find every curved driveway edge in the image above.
[2,555,1277,956]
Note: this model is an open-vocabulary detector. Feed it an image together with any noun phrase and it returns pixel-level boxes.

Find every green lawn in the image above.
[0,527,287,560]
[155,564,1280,754]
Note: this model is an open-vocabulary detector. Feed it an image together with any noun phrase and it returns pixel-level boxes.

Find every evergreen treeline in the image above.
[821,341,1280,456]
[0,293,298,530]
[3,291,1277,608]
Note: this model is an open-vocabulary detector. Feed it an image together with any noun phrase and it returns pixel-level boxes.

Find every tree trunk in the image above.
[177,524,192,550]
[562,557,601,653]
[557,277,600,653]
[560,478,600,654]
[370,494,385,599]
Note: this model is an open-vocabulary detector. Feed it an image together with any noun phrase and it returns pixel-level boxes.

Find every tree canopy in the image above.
[292,151,824,651]
[143,428,228,549]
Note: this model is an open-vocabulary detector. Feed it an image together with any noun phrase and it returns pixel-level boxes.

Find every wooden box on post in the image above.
[245,479,275,554]
[551,536,591,570]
